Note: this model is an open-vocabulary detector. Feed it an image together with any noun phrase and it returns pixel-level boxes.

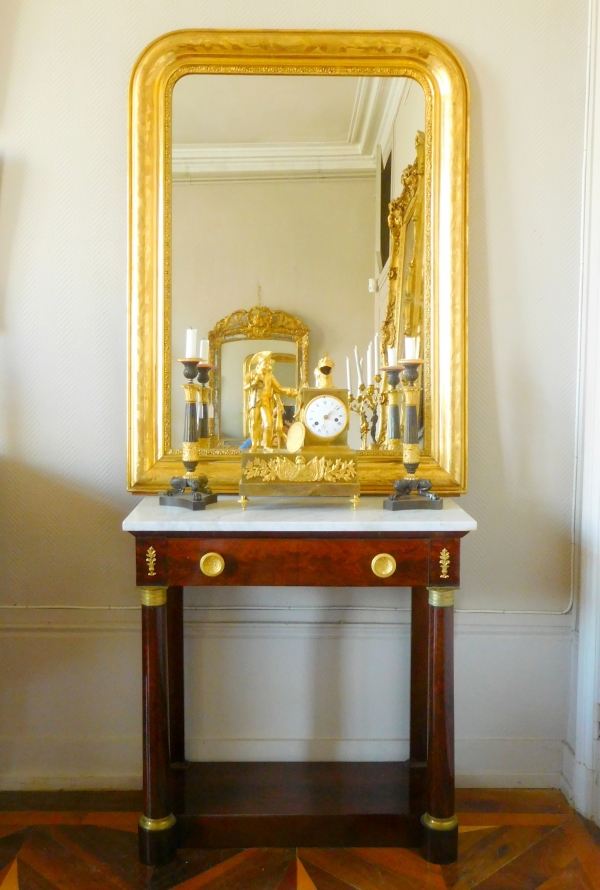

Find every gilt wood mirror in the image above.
[128,30,468,494]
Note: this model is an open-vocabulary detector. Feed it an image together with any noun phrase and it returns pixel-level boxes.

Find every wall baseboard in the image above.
[0,613,572,792]
[0,737,565,791]
[456,739,563,788]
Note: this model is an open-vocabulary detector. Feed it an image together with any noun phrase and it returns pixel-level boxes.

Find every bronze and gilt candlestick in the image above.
[380,365,403,450]
[195,362,214,448]
[348,375,387,450]
[159,359,217,511]
[384,358,442,510]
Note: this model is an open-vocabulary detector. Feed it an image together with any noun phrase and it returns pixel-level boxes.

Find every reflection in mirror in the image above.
[381,131,426,441]
[205,304,310,449]
[221,343,296,445]
[170,74,425,452]
[242,352,296,442]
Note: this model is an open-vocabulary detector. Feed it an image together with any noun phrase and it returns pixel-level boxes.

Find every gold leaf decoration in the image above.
[243,455,357,483]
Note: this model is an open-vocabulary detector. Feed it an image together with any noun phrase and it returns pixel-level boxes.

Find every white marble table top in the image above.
[123,496,476,533]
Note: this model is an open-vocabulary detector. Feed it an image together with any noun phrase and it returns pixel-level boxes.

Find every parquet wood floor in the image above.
[0,790,597,889]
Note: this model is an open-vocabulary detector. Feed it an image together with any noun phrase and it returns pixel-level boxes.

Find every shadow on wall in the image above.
[0,0,19,128]
[0,159,26,333]
[0,457,138,606]
[0,463,143,788]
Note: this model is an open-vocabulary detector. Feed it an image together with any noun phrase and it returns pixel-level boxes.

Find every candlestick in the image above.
[185,328,197,358]
[381,365,403,449]
[159,360,218,511]
[354,347,363,387]
[404,337,417,360]
[383,359,441,510]
[348,373,387,451]
[196,363,215,446]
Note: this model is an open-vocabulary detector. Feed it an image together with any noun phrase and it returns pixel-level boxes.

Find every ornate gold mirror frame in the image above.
[128,29,468,494]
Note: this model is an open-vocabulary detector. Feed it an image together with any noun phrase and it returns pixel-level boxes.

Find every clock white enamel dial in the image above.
[304,395,349,440]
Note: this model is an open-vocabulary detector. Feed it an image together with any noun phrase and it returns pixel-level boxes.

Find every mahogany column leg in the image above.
[422,588,457,864]
[409,587,429,815]
[167,586,186,815]
[167,586,185,764]
[139,587,177,866]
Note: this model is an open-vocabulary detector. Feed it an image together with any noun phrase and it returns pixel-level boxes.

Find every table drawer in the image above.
[137,537,431,587]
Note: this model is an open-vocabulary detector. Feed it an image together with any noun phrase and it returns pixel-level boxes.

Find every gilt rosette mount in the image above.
[239,353,360,505]
[384,358,442,511]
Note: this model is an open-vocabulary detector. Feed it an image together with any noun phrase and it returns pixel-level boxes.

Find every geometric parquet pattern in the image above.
[0,791,598,888]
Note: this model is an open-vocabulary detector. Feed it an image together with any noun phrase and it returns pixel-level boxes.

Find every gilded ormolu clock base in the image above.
[239,448,360,500]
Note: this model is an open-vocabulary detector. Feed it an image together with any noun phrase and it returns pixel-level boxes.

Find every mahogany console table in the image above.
[123,497,476,867]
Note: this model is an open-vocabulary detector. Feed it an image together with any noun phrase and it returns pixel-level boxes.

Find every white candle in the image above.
[346,357,352,392]
[404,337,417,360]
[387,347,398,366]
[199,339,209,362]
[366,342,372,385]
[185,328,197,358]
[208,404,215,419]
[354,347,363,386]
[374,332,379,373]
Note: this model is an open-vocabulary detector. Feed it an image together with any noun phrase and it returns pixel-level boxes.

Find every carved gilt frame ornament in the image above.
[381,131,429,449]
[381,132,425,361]
[128,29,469,494]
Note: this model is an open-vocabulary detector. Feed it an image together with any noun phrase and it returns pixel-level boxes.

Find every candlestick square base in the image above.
[159,492,218,511]
[384,495,443,511]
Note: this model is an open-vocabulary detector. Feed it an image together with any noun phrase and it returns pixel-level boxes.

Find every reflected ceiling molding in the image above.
[172,77,409,183]
[171,142,376,182]
[350,77,409,163]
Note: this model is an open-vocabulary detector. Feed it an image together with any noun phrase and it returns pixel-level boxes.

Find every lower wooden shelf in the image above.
[171,761,423,848]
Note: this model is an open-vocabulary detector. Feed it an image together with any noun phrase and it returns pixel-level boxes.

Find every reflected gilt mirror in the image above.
[128,30,468,494]
[205,305,309,447]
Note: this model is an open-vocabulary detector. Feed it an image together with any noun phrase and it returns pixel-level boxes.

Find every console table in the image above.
[123,496,476,867]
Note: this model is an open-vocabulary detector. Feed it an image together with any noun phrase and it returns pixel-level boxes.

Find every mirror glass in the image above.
[170,74,425,451]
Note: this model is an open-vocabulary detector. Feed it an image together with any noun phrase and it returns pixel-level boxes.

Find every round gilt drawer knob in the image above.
[371,553,397,578]
[200,552,225,577]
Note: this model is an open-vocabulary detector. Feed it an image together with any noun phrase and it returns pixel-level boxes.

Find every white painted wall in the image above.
[0,0,588,788]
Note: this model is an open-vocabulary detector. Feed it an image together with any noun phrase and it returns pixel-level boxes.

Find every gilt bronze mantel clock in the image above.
[239,354,360,505]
